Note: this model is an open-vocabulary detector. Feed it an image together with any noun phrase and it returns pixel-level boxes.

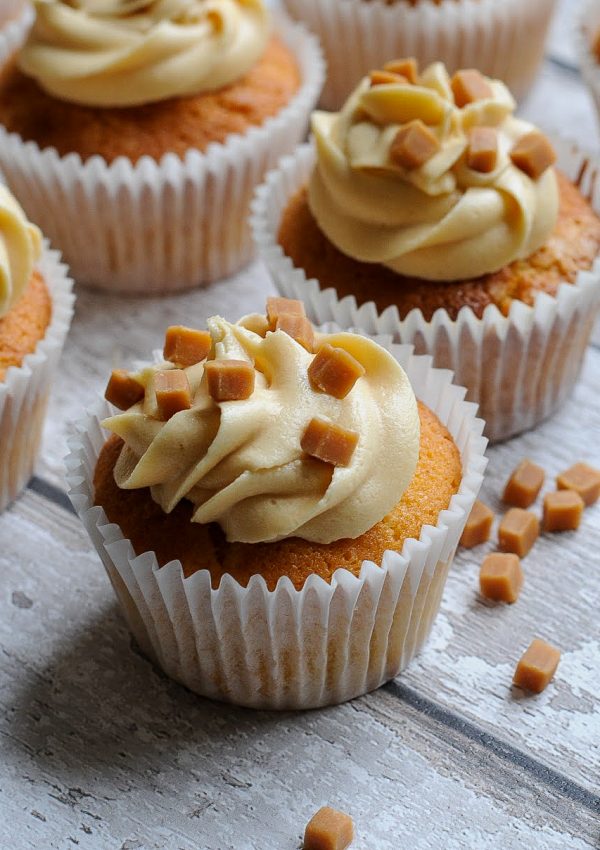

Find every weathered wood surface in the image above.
[0,492,598,850]
[2,3,600,846]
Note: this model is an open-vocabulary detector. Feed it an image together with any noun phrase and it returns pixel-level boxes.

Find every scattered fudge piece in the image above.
[460,500,494,548]
[503,459,545,508]
[384,57,418,84]
[543,490,584,532]
[510,131,556,179]
[513,638,561,693]
[390,119,440,170]
[370,69,408,86]
[105,369,144,410]
[451,69,493,107]
[205,359,255,402]
[556,462,600,506]
[304,806,354,850]
[479,553,523,604]
[152,369,191,420]
[266,296,305,329]
[466,126,498,173]
[276,313,315,352]
[301,418,359,467]
[308,344,365,399]
[498,508,539,557]
[164,325,211,368]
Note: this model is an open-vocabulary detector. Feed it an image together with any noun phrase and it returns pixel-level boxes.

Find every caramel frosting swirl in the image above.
[309,63,559,281]
[19,0,270,107]
[0,186,42,319]
[102,315,420,545]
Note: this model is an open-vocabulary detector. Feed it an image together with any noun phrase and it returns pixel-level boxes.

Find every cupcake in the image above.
[577,0,600,127]
[252,62,600,442]
[0,0,324,293]
[281,0,556,110]
[0,183,74,512]
[0,1,32,67]
[66,299,486,709]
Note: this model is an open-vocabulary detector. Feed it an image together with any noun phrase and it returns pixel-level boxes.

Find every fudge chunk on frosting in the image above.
[309,61,559,281]
[0,186,42,318]
[18,0,270,107]
[102,308,420,544]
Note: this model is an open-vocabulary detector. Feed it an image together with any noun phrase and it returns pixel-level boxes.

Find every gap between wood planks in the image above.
[24,471,600,824]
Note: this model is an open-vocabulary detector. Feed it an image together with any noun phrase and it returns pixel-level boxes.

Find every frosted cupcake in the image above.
[67,299,486,709]
[0,184,73,511]
[0,0,324,293]
[577,0,600,128]
[282,0,556,110]
[252,62,600,442]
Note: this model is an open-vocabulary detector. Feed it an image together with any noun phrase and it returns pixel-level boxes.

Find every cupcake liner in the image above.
[0,13,324,295]
[65,335,487,710]
[251,140,600,443]
[576,0,600,126]
[0,2,32,65]
[281,0,556,111]
[0,242,74,512]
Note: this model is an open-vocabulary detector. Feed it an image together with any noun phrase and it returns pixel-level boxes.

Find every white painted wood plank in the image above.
[0,492,596,850]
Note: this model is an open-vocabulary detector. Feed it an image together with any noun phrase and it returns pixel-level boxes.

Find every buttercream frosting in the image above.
[102,315,420,544]
[18,0,270,107]
[309,62,559,281]
[0,186,42,319]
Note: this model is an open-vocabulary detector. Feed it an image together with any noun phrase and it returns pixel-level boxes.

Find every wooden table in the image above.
[1,3,599,847]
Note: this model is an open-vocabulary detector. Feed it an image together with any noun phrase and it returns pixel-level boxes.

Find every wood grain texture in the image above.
[0,492,596,850]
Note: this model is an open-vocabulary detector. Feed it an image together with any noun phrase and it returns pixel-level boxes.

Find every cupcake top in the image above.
[102,299,420,545]
[18,0,270,107]
[0,186,42,318]
[309,59,559,281]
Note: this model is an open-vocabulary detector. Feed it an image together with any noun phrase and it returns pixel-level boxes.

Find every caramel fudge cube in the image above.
[105,369,144,411]
[510,131,556,180]
[466,126,498,173]
[205,359,255,402]
[370,69,408,86]
[479,553,523,604]
[543,490,584,532]
[308,344,366,399]
[556,462,600,506]
[451,69,493,107]
[498,508,539,557]
[513,638,560,693]
[384,57,418,84]
[390,119,440,170]
[304,807,354,850]
[266,296,305,329]
[276,313,315,352]
[460,500,494,548]
[164,325,211,368]
[151,369,191,420]
[503,459,545,509]
[301,418,359,467]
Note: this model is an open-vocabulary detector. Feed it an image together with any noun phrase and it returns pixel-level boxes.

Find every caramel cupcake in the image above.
[252,62,600,442]
[282,0,556,110]
[0,185,73,512]
[0,0,324,293]
[67,300,486,709]
[577,0,600,128]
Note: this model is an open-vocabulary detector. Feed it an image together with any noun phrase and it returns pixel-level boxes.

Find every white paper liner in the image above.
[0,13,324,294]
[0,2,32,62]
[576,0,600,126]
[66,335,487,710]
[282,0,556,110]
[0,243,74,512]
[251,141,600,443]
